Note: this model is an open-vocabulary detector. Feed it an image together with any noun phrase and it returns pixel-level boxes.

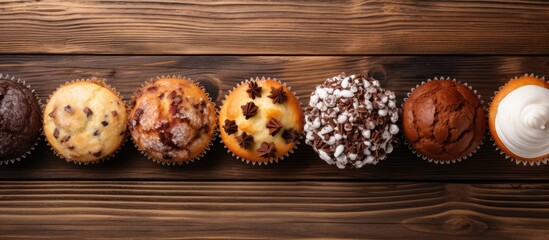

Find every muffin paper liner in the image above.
[44,78,127,165]
[402,76,485,164]
[489,73,548,166]
[0,73,42,165]
[129,75,217,166]
[219,77,303,165]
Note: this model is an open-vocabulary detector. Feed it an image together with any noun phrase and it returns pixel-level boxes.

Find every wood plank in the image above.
[1,55,549,180]
[1,0,549,54]
[0,181,547,239]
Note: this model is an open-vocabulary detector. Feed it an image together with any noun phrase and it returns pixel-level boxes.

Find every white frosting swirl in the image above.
[495,85,549,159]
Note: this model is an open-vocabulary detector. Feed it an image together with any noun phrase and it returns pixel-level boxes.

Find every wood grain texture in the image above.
[1,0,549,54]
[1,55,548,180]
[0,181,547,239]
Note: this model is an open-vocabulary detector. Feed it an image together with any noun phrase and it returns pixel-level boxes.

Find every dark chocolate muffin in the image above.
[402,78,485,163]
[0,75,41,163]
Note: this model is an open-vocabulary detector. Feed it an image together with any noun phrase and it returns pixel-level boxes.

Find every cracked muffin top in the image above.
[402,79,485,162]
[44,80,127,163]
[219,78,303,164]
[128,77,216,164]
[0,78,41,161]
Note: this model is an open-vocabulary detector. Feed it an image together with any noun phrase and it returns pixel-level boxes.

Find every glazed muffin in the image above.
[402,77,485,163]
[489,74,549,165]
[219,77,303,164]
[129,76,217,164]
[44,79,127,164]
[304,73,400,169]
[0,74,41,164]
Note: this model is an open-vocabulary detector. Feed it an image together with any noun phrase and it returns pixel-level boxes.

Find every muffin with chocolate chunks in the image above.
[128,76,217,164]
[304,73,400,169]
[0,74,42,164]
[44,79,127,164]
[219,77,304,164]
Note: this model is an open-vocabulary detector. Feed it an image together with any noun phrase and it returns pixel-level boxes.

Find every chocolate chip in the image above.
[68,146,75,150]
[48,109,57,118]
[83,107,93,117]
[64,105,73,113]
[111,111,118,117]
[158,93,165,99]
[101,121,108,126]
[53,128,60,139]
[60,135,70,143]
[90,151,101,157]
[93,129,100,136]
[162,153,173,160]
[147,86,158,92]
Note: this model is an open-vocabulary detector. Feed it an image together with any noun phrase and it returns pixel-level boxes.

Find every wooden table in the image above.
[1,1,548,239]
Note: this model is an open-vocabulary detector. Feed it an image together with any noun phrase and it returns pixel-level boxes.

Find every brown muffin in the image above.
[402,78,485,163]
[219,77,303,164]
[129,76,217,164]
[0,75,41,164]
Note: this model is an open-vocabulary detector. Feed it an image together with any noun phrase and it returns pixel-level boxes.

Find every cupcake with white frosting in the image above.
[489,73,549,165]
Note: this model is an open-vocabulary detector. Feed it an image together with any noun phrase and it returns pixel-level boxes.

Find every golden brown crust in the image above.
[128,77,216,164]
[219,78,304,163]
[489,76,549,162]
[402,80,485,161]
[44,80,127,163]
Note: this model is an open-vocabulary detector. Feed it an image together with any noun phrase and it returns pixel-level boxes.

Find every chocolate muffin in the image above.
[402,78,485,163]
[304,73,400,169]
[129,76,217,165]
[44,79,127,164]
[219,77,303,164]
[0,74,41,164]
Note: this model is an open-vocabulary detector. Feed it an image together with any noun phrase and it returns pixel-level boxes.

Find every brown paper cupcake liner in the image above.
[0,73,43,165]
[129,75,217,166]
[489,73,548,166]
[44,77,127,165]
[402,76,485,164]
[219,77,303,165]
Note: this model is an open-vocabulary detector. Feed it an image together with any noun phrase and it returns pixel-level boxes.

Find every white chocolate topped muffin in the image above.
[219,78,304,163]
[128,77,217,164]
[44,80,127,163]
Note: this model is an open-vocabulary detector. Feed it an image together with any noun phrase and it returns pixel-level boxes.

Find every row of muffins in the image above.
[0,73,547,167]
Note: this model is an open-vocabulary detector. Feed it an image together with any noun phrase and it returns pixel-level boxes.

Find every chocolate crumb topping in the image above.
[268,86,287,104]
[223,119,238,135]
[83,107,93,117]
[236,132,254,149]
[257,142,276,159]
[246,81,262,99]
[241,102,258,119]
[266,118,283,136]
[64,105,73,113]
[282,128,299,144]
[53,128,60,139]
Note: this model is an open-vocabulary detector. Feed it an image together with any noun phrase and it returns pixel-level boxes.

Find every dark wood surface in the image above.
[1,1,548,239]
[0,181,548,239]
[1,0,549,55]
[0,55,548,180]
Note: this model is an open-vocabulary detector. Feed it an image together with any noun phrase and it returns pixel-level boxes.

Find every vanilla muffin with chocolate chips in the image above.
[128,76,217,164]
[44,80,127,164]
[219,77,304,164]
[304,73,400,169]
